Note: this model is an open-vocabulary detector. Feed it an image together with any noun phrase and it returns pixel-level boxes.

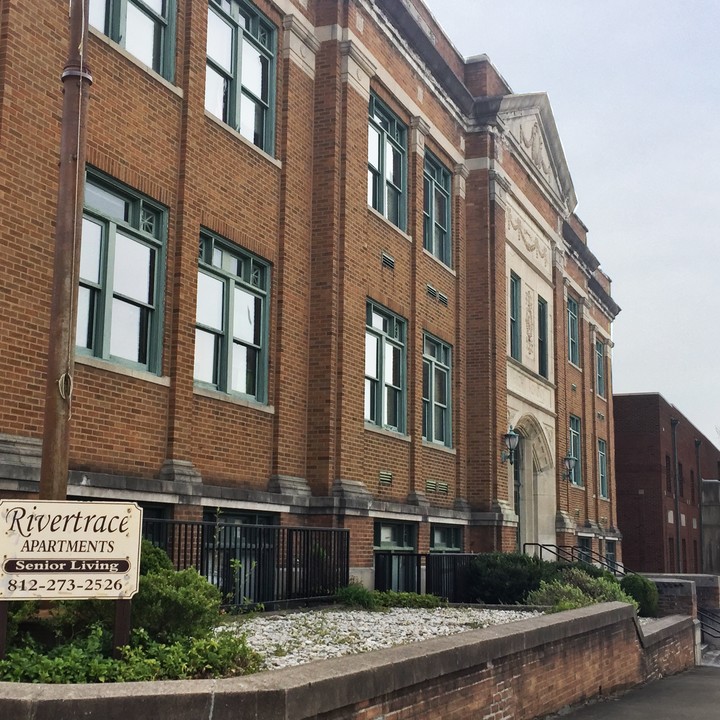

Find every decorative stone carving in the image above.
[525,288,535,358]
[409,116,430,154]
[453,163,469,199]
[339,40,376,100]
[505,206,549,269]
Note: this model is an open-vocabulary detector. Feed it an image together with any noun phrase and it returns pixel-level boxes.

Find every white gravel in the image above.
[232,607,541,670]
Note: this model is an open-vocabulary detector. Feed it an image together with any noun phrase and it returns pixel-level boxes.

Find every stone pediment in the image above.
[476,93,577,213]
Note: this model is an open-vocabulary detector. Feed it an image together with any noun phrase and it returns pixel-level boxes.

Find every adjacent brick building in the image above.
[614,393,720,573]
[0,0,620,582]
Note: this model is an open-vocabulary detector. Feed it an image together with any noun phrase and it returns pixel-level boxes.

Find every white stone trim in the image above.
[283,15,320,78]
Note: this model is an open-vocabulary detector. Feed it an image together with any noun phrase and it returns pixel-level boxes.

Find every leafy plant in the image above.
[621,574,659,617]
[526,580,594,613]
[335,582,445,610]
[139,539,174,576]
[464,553,556,604]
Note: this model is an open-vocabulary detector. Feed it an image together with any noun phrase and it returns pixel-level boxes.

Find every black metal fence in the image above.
[142,519,350,609]
[374,552,478,602]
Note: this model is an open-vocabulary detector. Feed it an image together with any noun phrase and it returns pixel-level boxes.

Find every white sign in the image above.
[0,500,143,600]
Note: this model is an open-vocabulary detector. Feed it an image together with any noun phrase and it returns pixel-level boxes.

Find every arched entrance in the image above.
[512,415,555,550]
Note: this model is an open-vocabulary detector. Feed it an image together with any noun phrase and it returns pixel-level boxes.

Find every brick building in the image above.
[614,393,720,573]
[0,0,620,583]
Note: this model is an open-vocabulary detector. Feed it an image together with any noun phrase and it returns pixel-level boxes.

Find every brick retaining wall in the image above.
[0,603,696,720]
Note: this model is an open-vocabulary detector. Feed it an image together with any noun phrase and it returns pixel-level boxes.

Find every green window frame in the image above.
[373,521,416,551]
[569,415,582,486]
[510,272,521,361]
[595,339,606,397]
[77,171,166,373]
[205,0,276,155]
[368,94,407,230]
[567,296,579,365]
[423,153,451,265]
[89,0,176,80]
[538,295,548,378]
[365,301,406,433]
[194,231,270,402]
[422,334,452,447]
[598,439,608,498]
[430,524,462,553]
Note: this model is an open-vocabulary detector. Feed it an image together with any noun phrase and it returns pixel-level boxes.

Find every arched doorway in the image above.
[512,415,555,550]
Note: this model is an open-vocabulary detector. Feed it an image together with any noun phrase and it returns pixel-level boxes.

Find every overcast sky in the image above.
[422,0,720,447]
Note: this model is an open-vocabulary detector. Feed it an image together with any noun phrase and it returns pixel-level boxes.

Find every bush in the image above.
[132,568,222,642]
[139,539,174,575]
[526,580,594,613]
[621,574,659,617]
[0,625,262,683]
[465,553,555,604]
[556,568,638,611]
[335,582,445,610]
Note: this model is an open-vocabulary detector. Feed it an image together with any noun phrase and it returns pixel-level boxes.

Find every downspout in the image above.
[671,418,681,573]
[695,438,703,572]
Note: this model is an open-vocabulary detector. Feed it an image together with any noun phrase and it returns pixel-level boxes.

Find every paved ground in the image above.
[540,665,720,719]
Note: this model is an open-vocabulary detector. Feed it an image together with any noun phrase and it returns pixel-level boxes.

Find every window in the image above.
[422,335,452,446]
[205,0,276,154]
[569,415,582,486]
[605,540,617,572]
[368,94,407,230]
[598,439,608,498]
[595,340,606,397]
[89,0,175,79]
[374,522,415,551]
[509,273,521,361]
[365,302,406,433]
[577,536,592,564]
[538,296,548,378]
[567,296,579,365]
[678,462,684,498]
[430,524,462,552]
[77,172,165,372]
[423,153,451,265]
[194,231,270,401]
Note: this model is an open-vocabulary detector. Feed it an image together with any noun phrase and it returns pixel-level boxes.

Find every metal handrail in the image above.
[698,608,720,639]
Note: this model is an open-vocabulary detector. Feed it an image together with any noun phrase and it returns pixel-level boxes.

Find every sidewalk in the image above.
[541,666,720,719]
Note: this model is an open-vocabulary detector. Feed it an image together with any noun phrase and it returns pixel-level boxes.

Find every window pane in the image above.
[114,233,152,303]
[434,406,446,442]
[141,0,163,14]
[207,9,233,72]
[422,399,429,439]
[110,298,146,363]
[368,124,380,168]
[85,182,128,221]
[385,344,401,386]
[386,145,401,186]
[125,2,157,69]
[80,218,102,283]
[365,378,376,422]
[434,367,447,405]
[238,95,263,147]
[205,66,227,120]
[194,328,217,384]
[231,342,257,395]
[371,311,386,332]
[234,287,260,345]
[196,272,224,330]
[386,186,400,225]
[385,387,398,428]
[89,0,106,31]
[422,360,430,401]
[76,286,94,349]
[241,41,268,100]
[434,192,447,229]
[365,333,378,378]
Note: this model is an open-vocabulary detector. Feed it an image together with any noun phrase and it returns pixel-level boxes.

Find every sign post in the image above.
[0,501,143,658]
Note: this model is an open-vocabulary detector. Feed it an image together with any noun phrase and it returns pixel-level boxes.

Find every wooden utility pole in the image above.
[39,0,92,500]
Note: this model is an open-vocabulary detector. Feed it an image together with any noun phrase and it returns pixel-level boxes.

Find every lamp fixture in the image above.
[562,454,577,481]
[501,427,520,465]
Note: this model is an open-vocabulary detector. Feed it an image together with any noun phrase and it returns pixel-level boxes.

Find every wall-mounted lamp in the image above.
[501,427,520,465]
[562,454,577,481]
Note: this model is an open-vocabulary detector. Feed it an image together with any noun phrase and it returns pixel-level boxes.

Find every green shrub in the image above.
[336,583,445,610]
[0,625,262,683]
[556,567,637,611]
[621,574,659,617]
[132,568,222,642]
[525,580,594,613]
[465,553,555,604]
[139,539,174,575]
